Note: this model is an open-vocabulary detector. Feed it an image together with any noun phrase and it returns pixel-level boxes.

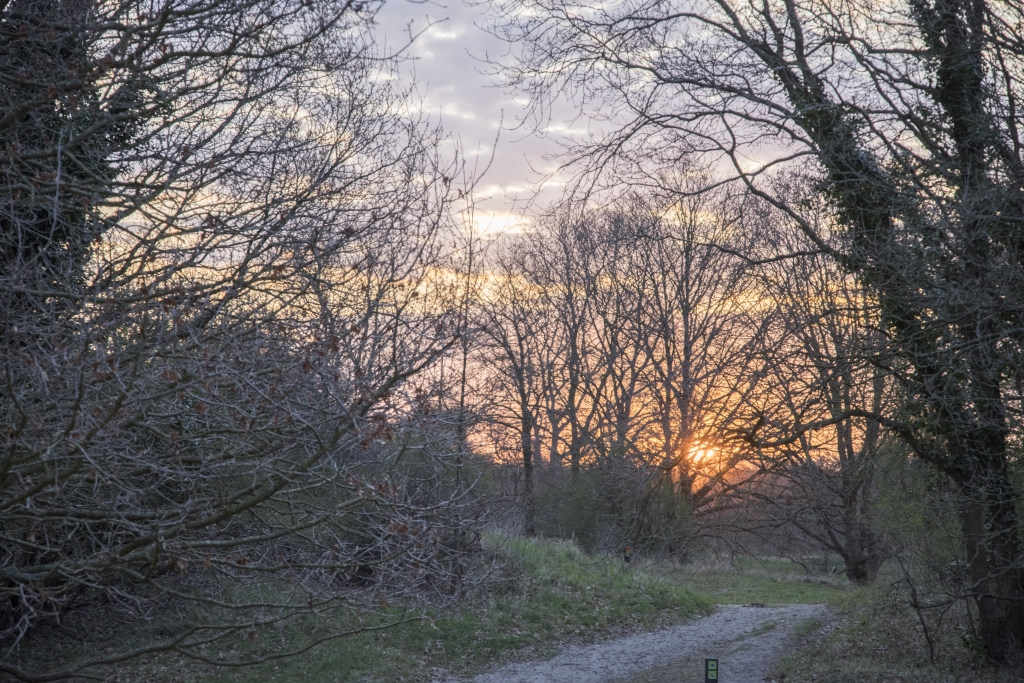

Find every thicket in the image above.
[0,1,486,679]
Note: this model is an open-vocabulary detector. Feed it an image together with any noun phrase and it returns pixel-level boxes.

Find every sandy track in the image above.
[436,604,826,683]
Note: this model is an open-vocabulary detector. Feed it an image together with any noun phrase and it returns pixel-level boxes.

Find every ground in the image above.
[433,604,826,683]
[33,538,1024,682]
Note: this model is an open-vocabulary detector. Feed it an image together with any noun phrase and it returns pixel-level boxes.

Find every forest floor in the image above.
[433,603,826,683]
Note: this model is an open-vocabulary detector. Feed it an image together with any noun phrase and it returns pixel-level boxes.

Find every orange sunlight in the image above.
[689,443,717,463]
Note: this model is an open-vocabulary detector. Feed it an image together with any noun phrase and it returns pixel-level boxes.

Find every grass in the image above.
[770,583,1024,683]
[68,540,1024,683]
[133,535,713,683]
[644,555,850,606]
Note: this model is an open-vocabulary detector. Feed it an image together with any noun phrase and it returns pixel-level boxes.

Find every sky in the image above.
[373,1,570,236]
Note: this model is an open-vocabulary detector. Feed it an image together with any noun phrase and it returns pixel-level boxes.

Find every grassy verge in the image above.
[643,555,849,606]
[133,536,712,683]
[771,584,1024,683]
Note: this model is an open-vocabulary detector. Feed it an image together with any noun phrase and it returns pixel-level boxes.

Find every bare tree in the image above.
[0,1,476,679]
[479,191,758,554]
[722,186,898,582]
[629,182,757,518]
[479,243,553,535]
[489,0,1024,659]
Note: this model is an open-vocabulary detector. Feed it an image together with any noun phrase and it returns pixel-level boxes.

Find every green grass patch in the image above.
[643,556,849,606]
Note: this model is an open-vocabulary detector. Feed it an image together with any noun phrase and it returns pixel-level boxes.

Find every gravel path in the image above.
[436,604,826,683]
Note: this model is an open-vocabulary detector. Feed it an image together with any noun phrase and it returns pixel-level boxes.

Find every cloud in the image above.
[467,209,534,237]
[373,2,568,215]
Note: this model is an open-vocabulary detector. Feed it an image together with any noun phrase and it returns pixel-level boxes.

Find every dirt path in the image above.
[436,604,826,683]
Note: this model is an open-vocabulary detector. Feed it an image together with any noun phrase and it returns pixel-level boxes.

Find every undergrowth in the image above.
[771,583,1024,683]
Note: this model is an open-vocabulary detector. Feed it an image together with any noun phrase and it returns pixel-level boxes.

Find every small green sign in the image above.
[705,658,719,682]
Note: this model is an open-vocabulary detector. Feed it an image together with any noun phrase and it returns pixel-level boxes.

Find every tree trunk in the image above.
[843,544,882,584]
[521,408,536,536]
[960,472,1024,660]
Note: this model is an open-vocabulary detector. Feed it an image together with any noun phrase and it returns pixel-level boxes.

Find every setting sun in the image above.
[689,445,717,462]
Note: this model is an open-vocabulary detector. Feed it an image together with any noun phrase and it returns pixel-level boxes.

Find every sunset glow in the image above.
[689,444,717,463]
[692,448,715,462]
